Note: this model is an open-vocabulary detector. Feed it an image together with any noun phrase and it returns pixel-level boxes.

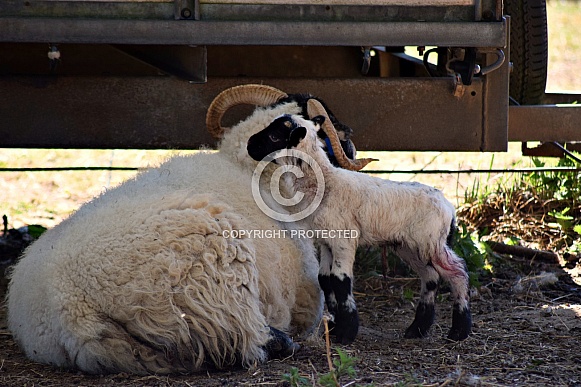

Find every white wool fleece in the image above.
[7,103,322,375]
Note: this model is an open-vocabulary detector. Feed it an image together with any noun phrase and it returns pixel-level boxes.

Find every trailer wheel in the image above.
[505,0,548,105]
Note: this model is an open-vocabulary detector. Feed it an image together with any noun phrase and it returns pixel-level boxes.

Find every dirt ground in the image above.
[2,250,580,387]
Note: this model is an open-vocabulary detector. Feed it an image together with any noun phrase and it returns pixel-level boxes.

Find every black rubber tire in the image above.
[505,0,548,105]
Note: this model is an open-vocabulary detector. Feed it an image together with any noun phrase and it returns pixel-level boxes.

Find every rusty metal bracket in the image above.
[447,47,477,85]
[174,0,199,20]
[452,73,465,97]
[361,46,372,75]
[522,142,581,159]
[522,142,565,157]
[509,105,581,143]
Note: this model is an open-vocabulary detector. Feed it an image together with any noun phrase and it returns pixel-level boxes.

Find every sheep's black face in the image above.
[247,115,308,162]
[277,94,356,166]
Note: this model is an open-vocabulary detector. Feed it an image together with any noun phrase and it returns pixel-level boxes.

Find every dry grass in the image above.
[0,145,532,229]
[0,149,197,228]
[546,0,581,93]
[458,183,572,252]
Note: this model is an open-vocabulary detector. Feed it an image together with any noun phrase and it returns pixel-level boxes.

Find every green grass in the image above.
[460,150,581,260]
[281,347,374,387]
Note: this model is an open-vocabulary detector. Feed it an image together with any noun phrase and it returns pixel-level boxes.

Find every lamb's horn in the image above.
[206,84,288,139]
[307,99,377,171]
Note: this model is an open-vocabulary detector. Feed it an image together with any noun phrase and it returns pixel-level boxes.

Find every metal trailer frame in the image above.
[0,0,579,152]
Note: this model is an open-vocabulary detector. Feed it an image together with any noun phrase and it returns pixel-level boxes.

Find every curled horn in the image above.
[206,84,288,139]
[307,99,377,171]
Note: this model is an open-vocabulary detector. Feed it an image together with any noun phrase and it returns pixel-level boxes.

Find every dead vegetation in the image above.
[458,186,577,254]
[2,263,581,387]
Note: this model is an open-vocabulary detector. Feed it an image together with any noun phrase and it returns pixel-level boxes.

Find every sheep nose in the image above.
[247,140,262,161]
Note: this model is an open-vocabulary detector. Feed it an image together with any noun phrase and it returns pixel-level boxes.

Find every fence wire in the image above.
[2,167,581,174]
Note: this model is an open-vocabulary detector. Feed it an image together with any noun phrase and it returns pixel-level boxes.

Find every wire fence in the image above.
[364,167,581,174]
[2,166,581,174]
[0,167,139,172]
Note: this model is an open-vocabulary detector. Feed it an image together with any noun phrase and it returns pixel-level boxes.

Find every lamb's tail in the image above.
[446,217,457,248]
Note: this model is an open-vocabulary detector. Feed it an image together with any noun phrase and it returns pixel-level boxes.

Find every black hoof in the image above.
[448,311,472,341]
[404,324,430,339]
[447,327,470,341]
[265,327,300,359]
[404,302,435,339]
[447,306,472,341]
[330,309,359,344]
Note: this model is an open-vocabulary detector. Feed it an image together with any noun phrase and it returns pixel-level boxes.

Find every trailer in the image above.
[1,0,579,154]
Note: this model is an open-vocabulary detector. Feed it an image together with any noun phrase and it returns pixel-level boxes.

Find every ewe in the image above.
[7,85,358,374]
[246,101,472,344]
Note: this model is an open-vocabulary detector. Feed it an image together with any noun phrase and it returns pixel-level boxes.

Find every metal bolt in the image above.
[181,8,192,19]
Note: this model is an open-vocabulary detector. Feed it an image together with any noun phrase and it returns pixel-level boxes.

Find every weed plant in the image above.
[459,153,581,256]
[527,155,581,253]
[281,347,373,387]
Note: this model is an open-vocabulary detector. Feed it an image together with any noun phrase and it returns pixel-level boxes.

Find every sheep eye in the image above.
[269,134,282,143]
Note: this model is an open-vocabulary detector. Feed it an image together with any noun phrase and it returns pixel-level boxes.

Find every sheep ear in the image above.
[288,126,307,148]
[311,115,326,126]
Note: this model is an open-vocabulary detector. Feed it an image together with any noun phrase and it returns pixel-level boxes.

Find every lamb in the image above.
[246,101,472,344]
[6,84,361,375]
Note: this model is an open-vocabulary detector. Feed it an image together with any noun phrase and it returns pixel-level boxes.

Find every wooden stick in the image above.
[322,316,339,387]
[486,241,559,263]
[381,244,389,278]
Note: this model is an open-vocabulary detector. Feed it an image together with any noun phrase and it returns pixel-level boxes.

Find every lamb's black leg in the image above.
[264,327,300,360]
[318,273,338,324]
[394,246,441,339]
[329,273,358,344]
[318,244,338,326]
[448,303,472,341]
[404,279,438,338]
[433,246,472,341]
[320,241,359,344]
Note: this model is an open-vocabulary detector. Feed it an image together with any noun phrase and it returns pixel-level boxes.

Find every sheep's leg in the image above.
[324,240,358,345]
[433,247,472,341]
[395,246,441,339]
[318,244,338,326]
[264,326,300,360]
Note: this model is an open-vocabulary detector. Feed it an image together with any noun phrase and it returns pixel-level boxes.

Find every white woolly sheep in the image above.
[6,85,360,375]
[246,103,472,344]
